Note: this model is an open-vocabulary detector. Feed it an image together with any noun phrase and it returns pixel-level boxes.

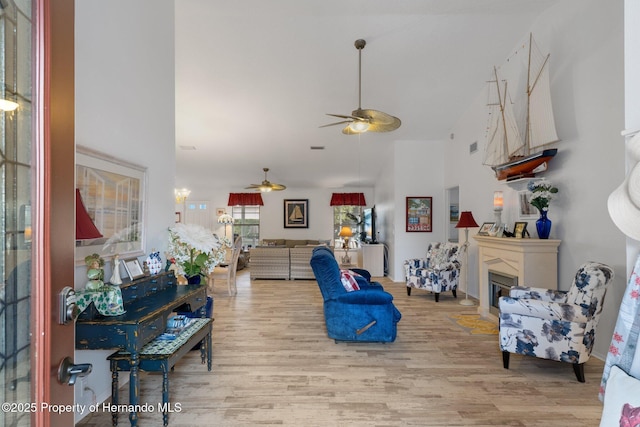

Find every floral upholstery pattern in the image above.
[499,262,614,382]
[404,242,460,302]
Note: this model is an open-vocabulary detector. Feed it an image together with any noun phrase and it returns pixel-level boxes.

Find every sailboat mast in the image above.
[494,66,510,160]
[524,33,533,155]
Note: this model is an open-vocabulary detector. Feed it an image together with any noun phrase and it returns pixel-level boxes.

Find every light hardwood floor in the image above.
[78,269,605,427]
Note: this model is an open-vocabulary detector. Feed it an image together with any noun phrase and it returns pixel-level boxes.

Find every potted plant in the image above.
[167,223,229,284]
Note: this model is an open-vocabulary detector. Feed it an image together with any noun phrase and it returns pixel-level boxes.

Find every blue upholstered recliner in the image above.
[310,247,401,342]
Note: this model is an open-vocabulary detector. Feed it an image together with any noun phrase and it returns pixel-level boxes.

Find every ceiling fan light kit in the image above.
[322,39,401,135]
[246,168,286,192]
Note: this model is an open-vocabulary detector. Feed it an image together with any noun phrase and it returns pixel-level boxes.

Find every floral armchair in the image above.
[499,262,614,382]
[404,242,460,302]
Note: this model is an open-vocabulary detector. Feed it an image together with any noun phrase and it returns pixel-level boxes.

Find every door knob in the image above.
[57,357,92,386]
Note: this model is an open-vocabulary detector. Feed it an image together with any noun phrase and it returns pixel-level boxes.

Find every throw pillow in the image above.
[340,270,361,292]
[600,365,640,427]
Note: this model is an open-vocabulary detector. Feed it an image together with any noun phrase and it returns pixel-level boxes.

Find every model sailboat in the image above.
[483,34,559,181]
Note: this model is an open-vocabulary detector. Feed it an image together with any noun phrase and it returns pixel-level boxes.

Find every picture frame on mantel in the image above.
[284,199,309,228]
[75,145,147,264]
[477,222,495,236]
[406,197,432,232]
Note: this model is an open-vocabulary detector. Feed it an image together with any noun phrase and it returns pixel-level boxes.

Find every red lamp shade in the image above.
[455,211,479,229]
[76,189,103,240]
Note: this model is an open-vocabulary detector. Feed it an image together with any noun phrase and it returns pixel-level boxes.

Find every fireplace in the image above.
[489,271,517,316]
[473,235,560,319]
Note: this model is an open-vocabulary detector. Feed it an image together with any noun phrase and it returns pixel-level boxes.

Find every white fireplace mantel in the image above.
[473,235,561,319]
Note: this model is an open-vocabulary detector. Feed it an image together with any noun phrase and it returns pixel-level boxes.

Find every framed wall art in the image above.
[406,197,432,232]
[75,145,147,263]
[284,199,308,228]
[518,190,538,219]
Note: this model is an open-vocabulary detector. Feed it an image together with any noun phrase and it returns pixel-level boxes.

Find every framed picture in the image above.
[449,204,459,223]
[477,222,495,236]
[75,146,147,264]
[122,258,145,280]
[175,212,181,223]
[284,199,309,228]
[406,197,432,232]
[513,221,529,238]
[518,190,538,219]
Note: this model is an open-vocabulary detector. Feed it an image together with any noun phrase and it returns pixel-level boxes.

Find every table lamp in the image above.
[338,226,353,265]
[455,211,479,306]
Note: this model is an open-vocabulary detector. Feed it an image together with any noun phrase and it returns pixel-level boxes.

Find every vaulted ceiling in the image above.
[174,0,560,194]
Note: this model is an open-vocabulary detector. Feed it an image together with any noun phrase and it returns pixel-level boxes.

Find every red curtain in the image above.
[329,193,367,206]
[228,193,264,206]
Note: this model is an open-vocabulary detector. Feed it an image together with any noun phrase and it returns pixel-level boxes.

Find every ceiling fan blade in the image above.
[360,109,401,132]
[319,120,352,128]
[269,183,286,191]
[326,113,356,120]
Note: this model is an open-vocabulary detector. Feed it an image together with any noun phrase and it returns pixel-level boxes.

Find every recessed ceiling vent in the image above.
[310,146,325,150]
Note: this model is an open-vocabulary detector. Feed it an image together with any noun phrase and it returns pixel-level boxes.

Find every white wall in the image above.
[73,1,176,422]
[389,140,446,281]
[445,0,625,360]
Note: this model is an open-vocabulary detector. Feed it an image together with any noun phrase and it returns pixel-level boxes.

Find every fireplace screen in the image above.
[489,271,518,316]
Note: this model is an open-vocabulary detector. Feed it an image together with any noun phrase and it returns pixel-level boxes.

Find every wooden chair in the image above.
[208,236,242,296]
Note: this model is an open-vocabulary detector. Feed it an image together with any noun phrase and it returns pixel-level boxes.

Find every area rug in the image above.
[449,314,499,335]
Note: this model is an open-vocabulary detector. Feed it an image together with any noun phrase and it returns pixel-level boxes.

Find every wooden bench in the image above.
[107,317,212,426]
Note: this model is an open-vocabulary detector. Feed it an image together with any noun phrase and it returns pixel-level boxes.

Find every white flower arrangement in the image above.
[167,223,228,278]
[527,179,559,212]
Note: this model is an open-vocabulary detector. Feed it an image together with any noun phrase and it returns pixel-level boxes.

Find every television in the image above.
[362,206,377,243]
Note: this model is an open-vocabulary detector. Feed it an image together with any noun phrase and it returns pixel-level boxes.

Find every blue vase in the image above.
[536,210,552,239]
[187,275,202,285]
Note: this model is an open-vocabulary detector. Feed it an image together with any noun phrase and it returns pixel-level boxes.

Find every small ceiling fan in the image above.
[245,168,286,192]
[321,39,401,135]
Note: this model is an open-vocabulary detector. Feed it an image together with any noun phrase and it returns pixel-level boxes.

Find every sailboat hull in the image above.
[492,148,558,181]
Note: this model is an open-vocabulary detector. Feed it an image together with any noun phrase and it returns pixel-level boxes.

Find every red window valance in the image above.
[228,193,264,206]
[330,193,367,206]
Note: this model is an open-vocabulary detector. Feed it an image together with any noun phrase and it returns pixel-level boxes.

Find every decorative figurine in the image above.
[84,253,105,291]
[110,254,122,285]
[143,261,151,276]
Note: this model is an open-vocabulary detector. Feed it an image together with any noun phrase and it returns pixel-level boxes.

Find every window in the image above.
[333,206,364,247]
[232,206,260,248]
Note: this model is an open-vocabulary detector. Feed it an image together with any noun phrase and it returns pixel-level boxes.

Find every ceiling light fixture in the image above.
[0,99,18,111]
[245,168,286,192]
[321,39,401,134]
[174,188,191,203]
[348,120,370,133]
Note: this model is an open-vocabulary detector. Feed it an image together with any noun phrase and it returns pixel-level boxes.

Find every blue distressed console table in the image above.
[75,271,208,427]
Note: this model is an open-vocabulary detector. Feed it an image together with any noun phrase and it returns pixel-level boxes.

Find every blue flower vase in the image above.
[187,275,202,285]
[536,210,552,239]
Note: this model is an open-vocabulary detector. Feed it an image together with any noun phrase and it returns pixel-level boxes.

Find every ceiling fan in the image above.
[245,168,286,192]
[321,39,401,135]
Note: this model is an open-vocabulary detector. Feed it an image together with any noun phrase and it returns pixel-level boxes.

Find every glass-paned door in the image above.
[0,1,32,426]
